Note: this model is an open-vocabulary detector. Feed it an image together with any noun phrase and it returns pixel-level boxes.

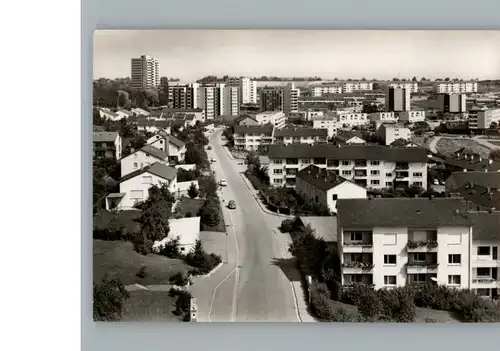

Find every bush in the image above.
[169,272,191,286]
[131,233,152,255]
[136,266,147,279]
[93,275,130,321]
[378,287,416,322]
[157,236,181,258]
[350,285,381,320]
[280,218,296,233]
[183,240,222,275]
[169,289,192,316]
[309,282,336,320]
[453,291,500,323]
[198,197,221,228]
[187,183,199,199]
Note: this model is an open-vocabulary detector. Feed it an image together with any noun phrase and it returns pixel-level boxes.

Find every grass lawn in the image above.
[121,291,181,321]
[436,138,491,158]
[176,197,226,232]
[93,240,191,285]
[93,210,141,234]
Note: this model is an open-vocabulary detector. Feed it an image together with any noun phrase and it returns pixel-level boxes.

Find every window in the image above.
[142,176,152,184]
[342,161,350,166]
[414,274,426,283]
[413,182,423,187]
[383,233,397,245]
[370,170,380,175]
[477,268,490,277]
[302,159,311,164]
[350,232,363,242]
[332,194,338,200]
[273,159,283,164]
[371,180,380,185]
[315,196,318,203]
[385,181,393,187]
[448,234,462,245]
[273,169,283,174]
[477,246,491,256]
[413,253,426,262]
[448,254,461,264]
[371,161,380,166]
[130,190,143,199]
[342,170,352,176]
[384,276,396,285]
[386,173,392,177]
[413,172,422,177]
[133,162,138,169]
[384,255,397,265]
[274,179,283,184]
[448,275,461,285]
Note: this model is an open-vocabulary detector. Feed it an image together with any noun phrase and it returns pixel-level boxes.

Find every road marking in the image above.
[271,229,302,323]
[227,209,240,322]
[207,267,237,322]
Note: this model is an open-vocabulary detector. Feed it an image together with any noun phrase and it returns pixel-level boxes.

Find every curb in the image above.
[196,261,224,279]
[238,173,293,218]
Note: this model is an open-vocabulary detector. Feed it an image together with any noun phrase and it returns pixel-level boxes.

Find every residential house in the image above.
[296,216,338,251]
[273,127,328,145]
[375,123,412,146]
[93,132,122,160]
[235,115,260,126]
[147,132,187,163]
[397,110,426,123]
[137,118,172,134]
[255,111,286,129]
[434,147,500,173]
[119,144,169,177]
[131,107,150,116]
[116,109,134,119]
[369,112,397,123]
[174,181,199,199]
[98,108,120,121]
[336,198,472,290]
[259,155,270,168]
[267,144,429,190]
[469,211,500,299]
[445,172,500,210]
[106,162,178,210]
[295,165,367,213]
[312,114,339,138]
[334,131,366,145]
[233,124,274,151]
[152,217,201,255]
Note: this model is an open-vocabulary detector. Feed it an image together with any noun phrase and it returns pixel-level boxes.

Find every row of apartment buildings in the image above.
[335,197,499,298]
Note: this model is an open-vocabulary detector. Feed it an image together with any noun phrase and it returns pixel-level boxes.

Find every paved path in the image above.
[428,136,442,154]
[472,135,500,150]
[190,128,315,322]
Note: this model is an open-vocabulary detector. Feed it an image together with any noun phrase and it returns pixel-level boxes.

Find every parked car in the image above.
[211,157,216,163]
[219,179,227,187]
[228,200,236,209]
[207,146,212,150]
[433,179,439,185]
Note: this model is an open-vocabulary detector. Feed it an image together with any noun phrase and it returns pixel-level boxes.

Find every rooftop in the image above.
[152,217,201,249]
[296,165,352,191]
[335,130,365,142]
[119,162,177,183]
[140,144,169,160]
[93,132,119,143]
[446,171,500,191]
[274,127,327,138]
[234,124,274,134]
[337,198,471,228]
[451,183,500,210]
[468,211,500,241]
[268,144,429,162]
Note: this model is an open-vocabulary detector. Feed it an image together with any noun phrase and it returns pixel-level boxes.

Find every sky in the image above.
[93,30,500,81]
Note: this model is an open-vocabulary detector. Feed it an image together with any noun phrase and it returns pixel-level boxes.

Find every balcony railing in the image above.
[343,242,373,248]
[342,261,375,269]
[472,278,500,284]
[395,164,409,170]
[407,240,438,249]
[406,262,439,269]
[342,283,375,289]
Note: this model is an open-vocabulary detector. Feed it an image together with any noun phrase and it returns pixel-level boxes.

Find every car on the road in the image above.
[219,179,227,187]
[433,179,439,185]
[227,200,236,209]
[207,146,212,150]
[211,157,216,163]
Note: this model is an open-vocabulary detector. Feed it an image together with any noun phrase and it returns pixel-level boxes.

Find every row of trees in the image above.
[93,80,167,109]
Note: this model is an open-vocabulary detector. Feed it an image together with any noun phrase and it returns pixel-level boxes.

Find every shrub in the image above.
[453,291,500,323]
[93,275,130,321]
[169,272,190,286]
[280,218,295,233]
[136,266,147,279]
[157,236,181,258]
[354,285,382,320]
[198,197,221,228]
[131,233,152,255]
[187,183,199,199]
[378,287,416,322]
[309,282,336,320]
[184,240,222,275]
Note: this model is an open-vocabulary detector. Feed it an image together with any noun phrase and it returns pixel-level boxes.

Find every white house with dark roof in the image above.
[375,123,412,146]
[336,198,472,290]
[334,131,366,145]
[106,162,178,210]
[267,144,429,190]
[152,217,201,255]
[119,144,169,177]
[469,211,500,299]
[233,124,274,151]
[295,165,367,213]
[93,132,122,159]
[146,132,186,163]
[273,127,328,145]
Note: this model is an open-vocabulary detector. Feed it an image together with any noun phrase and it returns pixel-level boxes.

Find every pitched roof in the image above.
[268,144,429,162]
[452,184,500,210]
[299,216,338,243]
[335,130,365,142]
[439,156,500,172]
[140,144,169,160]
[119,162,177,183]
[235,115,258,123]
[168,135,185,148]
[390,138,417,147]
[234,124,274,134]
[152,217,201,249]
[469,211,500,241]
[446,172,500,191]
[337,198,472,228]
[296,165,353,191]
[117,109,134,116]
[274,128,327,138]
[93,132,119,142]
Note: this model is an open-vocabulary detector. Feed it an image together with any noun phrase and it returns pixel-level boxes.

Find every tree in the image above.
[198,175,218,198]
[490,149,500,162]
[117,90,130,108]
[93,275,130,321]
[490,121,498,130]
[187,182,199,199]
[198,196,221,228]
[134,183,175,252]
[411,76,418,82]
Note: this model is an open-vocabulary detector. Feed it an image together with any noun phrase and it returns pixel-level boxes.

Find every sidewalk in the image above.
[473,136,500,150]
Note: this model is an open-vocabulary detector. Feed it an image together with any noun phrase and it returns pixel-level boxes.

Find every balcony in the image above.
[354,161,367,168]
[285,170,297,177]
[354,170,367,177]
[313,158,326,165]
[471,278,500,289]
[395,163,409,170]
[342,274,374,287]
[406,262,439,274]
[343,241,374,253]
[407,240,438,252]
[342,261,374,273]
[395,171,409,179]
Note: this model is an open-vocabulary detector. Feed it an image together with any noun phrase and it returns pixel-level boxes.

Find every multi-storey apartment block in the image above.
[386,87,411,112]
[336,198,472,290]
[438,93,467,113]
[369,112,397,123]
[237,77,258,104]
[131,55,160,90]
[468,108,500,130]
[267,144,428,189]
[311,85,343,97]
[342,81,374,93]
[469,211,500,299]
[168,84,199,109]
[375,123,412,146]
[389,82,418,93]
[221,86,240,116]
[233,124,274,151]
[434,81,478,94]
[259,84,298,115]
[336,112,370,129]
[397,110,426,123]
[93,132,122,160]
[273,127,328,145]
[312,114,340,138]
[254,111,286,129]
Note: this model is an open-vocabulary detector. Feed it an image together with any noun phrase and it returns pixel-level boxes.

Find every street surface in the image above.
[190,128,301,322]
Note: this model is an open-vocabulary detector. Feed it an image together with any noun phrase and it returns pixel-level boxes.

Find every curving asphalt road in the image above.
[191,128,300,322]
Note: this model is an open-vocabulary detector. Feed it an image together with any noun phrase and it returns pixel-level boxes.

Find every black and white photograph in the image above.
[92,29,500,323]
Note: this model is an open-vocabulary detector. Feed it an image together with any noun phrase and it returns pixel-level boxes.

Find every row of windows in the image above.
[380,254,462,265]
[382,275,462,286]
